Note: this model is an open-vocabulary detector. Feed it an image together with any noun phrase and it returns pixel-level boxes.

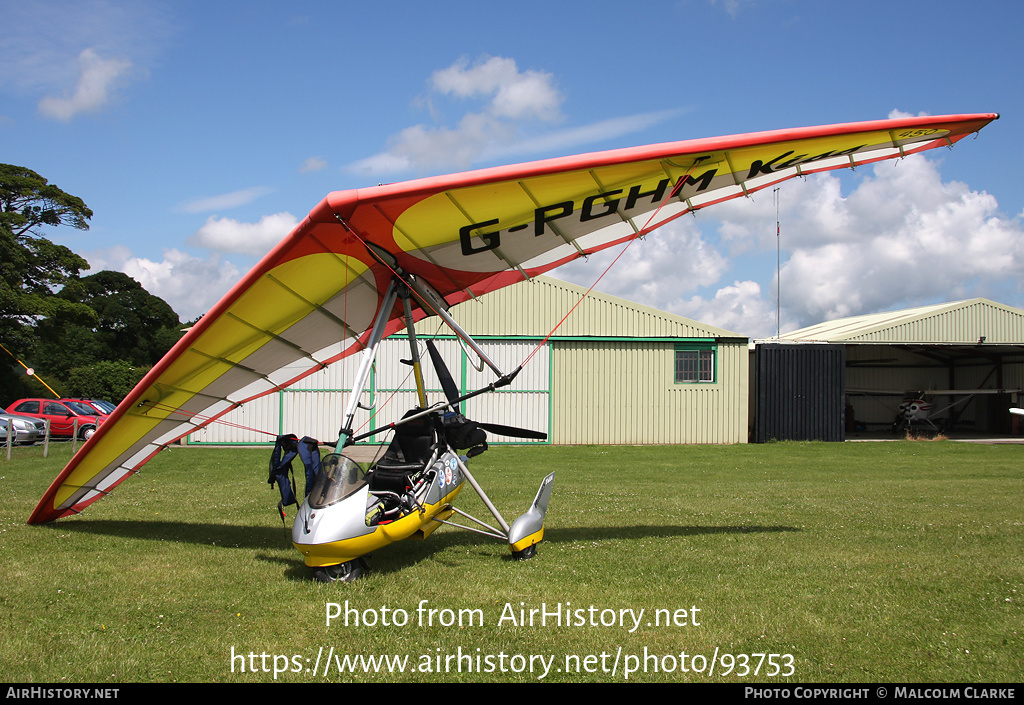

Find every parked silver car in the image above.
[0,413,47,445]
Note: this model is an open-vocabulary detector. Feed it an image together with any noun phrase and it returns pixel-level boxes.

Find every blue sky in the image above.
[2,0,1021,338]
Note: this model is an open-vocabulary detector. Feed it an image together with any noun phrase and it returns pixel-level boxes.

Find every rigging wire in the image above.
[137,401,279,438]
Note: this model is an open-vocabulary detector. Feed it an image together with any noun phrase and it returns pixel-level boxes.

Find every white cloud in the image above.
[554,220,779,337]
[554,218,728,306]
[122,249,241,322]
[348,55,565,175]
[83,244,134,273]
[710,0,757,18]
[84,209,299,320]
[86,246,241,322]
[888,108,930,119]
[300,156,327,173]
[187,212,298,256]
[348,55,682,176]
[485,110,685,161]
[37,48,131,120]
[0,1,173,117]
[431,56,562,122]
[178,187,273,213]
[351,115,518,174]
[775,157,1024,326]
[677,280,784,337]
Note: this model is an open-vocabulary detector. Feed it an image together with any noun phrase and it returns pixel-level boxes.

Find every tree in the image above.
[1,165,95,399]
[0,166,185,402]
[28,270,184,386]
[55,270,183,369]
[66,360,145,402]
[0,164,94,352]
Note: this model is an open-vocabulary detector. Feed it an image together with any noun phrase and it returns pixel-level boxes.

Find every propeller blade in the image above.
[425,339,461,412]
[426,339,545,441]
[477,422,548,440]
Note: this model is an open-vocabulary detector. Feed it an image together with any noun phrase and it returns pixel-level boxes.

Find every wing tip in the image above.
[27,502,60,525]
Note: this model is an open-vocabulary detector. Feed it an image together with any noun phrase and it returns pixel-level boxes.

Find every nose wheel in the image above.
[313,557,368,583]
[511,543,537,561]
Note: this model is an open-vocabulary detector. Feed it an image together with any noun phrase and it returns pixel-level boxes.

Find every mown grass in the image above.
[1,440,1021,683]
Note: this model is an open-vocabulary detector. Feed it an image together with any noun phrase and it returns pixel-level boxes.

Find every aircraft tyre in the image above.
[313,557,368,583]
[511,544,537,561]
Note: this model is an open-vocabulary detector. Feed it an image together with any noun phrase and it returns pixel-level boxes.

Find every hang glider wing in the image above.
[29,112,998,523]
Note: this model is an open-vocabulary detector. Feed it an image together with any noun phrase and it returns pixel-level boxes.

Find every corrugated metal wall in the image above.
[551,340,748,444]
[850,301,1024,343]
[462,340,550,443]
[453,276,749,444]
[786,299,1024,345]
[754,344,846,442]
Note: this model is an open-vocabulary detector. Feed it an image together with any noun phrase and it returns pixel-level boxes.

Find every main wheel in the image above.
[313,558,368,583]
[511,544,537,561]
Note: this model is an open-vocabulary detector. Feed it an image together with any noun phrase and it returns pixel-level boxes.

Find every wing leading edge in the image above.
[29,112,998,523]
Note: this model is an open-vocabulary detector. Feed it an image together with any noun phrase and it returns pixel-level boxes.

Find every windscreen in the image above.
[307,454,367,509]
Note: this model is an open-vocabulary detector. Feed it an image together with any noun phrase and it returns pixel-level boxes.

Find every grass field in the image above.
[1,440,1021,683]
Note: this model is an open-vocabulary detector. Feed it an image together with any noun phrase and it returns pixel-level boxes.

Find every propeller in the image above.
[476,422,548,440]
[425,339,462,414]
[424,339,547,442]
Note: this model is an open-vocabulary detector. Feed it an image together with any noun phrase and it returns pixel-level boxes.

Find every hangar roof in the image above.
[780,298,1024,345]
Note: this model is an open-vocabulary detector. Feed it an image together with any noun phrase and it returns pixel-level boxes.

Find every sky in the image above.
[2,0,1022,339]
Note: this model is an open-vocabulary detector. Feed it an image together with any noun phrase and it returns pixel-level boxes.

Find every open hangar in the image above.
[754,298,1024,441]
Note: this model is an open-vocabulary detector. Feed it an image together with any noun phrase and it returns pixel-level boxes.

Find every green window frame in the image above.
[674,343,717,384]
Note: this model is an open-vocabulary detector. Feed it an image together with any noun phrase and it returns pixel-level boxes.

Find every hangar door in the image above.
[754,343,846,442]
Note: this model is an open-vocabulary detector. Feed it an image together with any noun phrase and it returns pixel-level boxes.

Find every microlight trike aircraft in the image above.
[29,112,998,581]
[276,269,555,581]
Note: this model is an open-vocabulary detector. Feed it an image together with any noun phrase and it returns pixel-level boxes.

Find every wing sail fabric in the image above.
[29,112,997,523]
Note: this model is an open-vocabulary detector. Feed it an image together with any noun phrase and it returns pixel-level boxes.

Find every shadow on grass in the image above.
[35,518,291,549]
[41,519,800,580]
[358,524,803,578]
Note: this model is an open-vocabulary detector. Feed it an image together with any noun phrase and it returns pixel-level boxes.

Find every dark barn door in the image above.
[754,344,846,442]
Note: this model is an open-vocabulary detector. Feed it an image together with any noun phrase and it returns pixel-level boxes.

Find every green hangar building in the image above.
[186,276,750,446]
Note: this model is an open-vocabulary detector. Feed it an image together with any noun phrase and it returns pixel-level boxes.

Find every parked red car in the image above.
[5,398,105,440]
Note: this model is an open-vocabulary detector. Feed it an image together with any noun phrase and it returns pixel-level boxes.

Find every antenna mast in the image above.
[774,187,782,338]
